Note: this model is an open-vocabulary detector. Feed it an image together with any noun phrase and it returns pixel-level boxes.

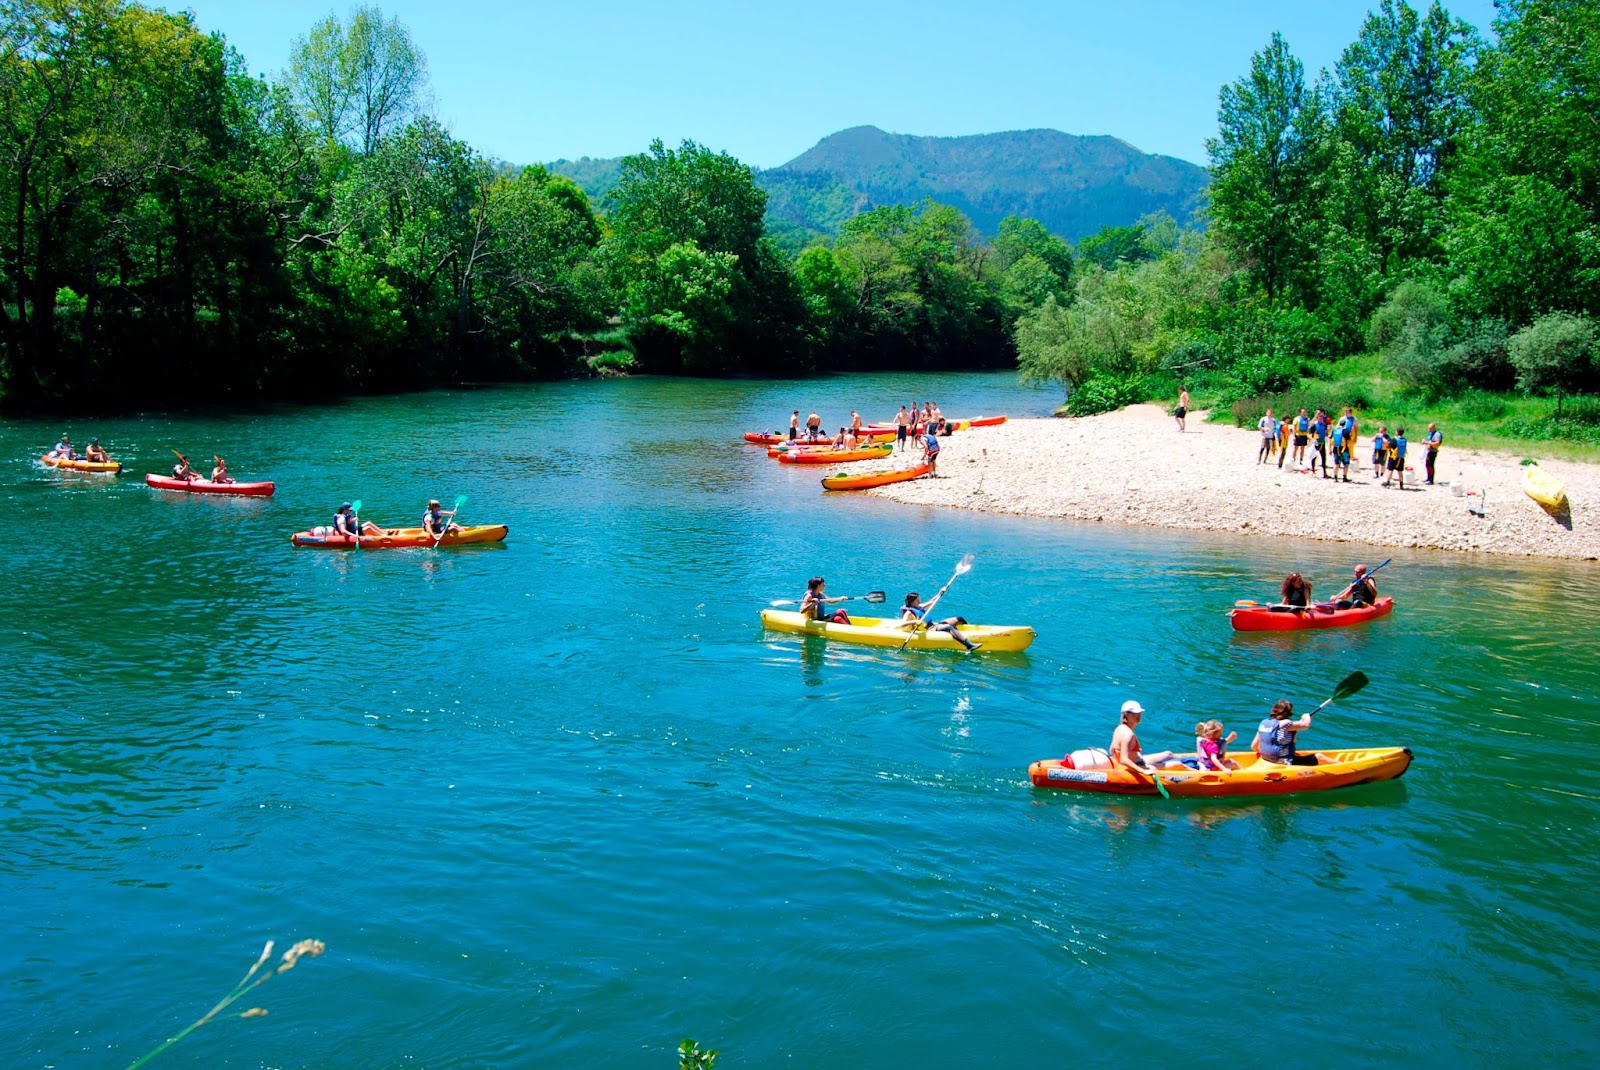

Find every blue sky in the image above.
[185,0,1500,169]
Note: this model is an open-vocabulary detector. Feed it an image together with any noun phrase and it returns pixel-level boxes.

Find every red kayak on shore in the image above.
[145,473,276,497]
[1229,597,1394,632]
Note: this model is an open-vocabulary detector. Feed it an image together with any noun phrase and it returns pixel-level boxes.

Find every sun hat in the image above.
[1121,700,1146,715]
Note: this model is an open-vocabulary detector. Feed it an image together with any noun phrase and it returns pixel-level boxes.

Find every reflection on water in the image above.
[1,373,1597,1068]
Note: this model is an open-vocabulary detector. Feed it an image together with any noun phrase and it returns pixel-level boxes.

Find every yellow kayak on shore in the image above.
[759,610,1035,652]
[1522,464,1567,510]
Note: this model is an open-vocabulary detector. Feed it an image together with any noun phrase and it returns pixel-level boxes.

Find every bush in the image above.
[1368,279,1451,352]
[1441,318,1514,392]
[1229,389,1337,428]
[1066,372,1148,416]
[585,349,637,375]
[1384,321,1453,396]
[1455,389,1507,421]
[1508,312,1598,413]
[1229,350,1301,395]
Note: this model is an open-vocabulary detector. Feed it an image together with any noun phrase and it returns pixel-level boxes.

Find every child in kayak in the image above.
[898,592,980,652]
[801,577,850,624]
[1194,720,1239,771]
[422,499,463,539]
[1110,700,1178,772]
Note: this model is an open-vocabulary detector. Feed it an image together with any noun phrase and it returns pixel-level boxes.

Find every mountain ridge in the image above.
[550,125,1209,249]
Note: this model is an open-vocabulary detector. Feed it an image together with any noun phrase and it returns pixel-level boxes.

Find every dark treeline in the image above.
[0,0,1071,412]
[1018,0,1600,420]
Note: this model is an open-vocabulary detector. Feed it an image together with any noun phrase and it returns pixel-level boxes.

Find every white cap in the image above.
[1121,700,1146,715]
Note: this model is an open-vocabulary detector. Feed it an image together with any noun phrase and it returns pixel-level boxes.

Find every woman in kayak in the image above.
[1332,563,1377,608]
[1280,572,1313,609]
[333,502,381,538]
[422,499,463,539]
[801,577,850,624]
[1253,700,1328,766]
[899,592,980,652]
[1110,700,1178,772]
[210,457,236,484]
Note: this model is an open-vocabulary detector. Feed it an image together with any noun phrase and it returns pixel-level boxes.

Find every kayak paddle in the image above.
[433,494,466,546]
[899,554,975,651]
[1327,557,1393,605]
[1310,670,1369,715]
[769,591,885,608]
[350,499,363,550]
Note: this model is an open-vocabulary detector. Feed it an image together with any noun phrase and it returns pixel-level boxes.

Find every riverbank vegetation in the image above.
[1016,0,1600,456]
[0,0,1069,411]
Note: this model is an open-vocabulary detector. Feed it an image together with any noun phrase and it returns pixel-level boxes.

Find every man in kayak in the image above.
[422,499,463,539]
[1332,564,1377,608]
[171,454,202,481]
[210,456,236,484]
[1253,699,1329,766]
[49,434,77,460]
[334,502,382,538]
[899,592,980,652]
[920,423,942,476]
[1110,701,1178,773]
[85,438,110,464]
[800,577,850,624]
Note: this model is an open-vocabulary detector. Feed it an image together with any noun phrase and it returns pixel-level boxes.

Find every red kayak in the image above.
[1229,597,1394,632]
[145,473,275,497]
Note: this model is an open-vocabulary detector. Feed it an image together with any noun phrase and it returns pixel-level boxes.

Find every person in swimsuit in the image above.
[1175,386,1190,432]
[84,438,109,463]
[894,406,910,450]
[1424,423,1442,485]
[800,577,850,624]
[805,411,823,442]
[210,457,236,484]
[921,425,941,476]
[1110,700,1178,772]
[789,411,800,442]
[899,592,981,652]
[1194,720,1239,771]
[1253,699,1329,766]
[1280,572,1313,609]
[1332,563,1377,608]
[850,411,863,436]
[422,499,463,539]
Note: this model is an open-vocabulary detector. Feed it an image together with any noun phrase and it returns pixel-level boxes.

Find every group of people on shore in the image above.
[799,576,981,651]
[1065,697,1330,776]
[780,402,954,476]
[1254,406,1445,487]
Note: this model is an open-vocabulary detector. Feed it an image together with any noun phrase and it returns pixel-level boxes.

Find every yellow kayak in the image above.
[42,454,121,474]
[759,609,1035,652]
[1029,747,1413,797]
[1522,464,1567,509]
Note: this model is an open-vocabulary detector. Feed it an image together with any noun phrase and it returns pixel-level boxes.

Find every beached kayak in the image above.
[1522,464,1567,510]
[42,454,121,474]
[145,473,275,497]
[776,445,893,464]
[290,524,509,548]
[1028,747,1412,797]
[1229,597,1393,632]
[821,464,931,491]
[759,609,1035,652]
[965,415,1007,427]
[745,430,894,446]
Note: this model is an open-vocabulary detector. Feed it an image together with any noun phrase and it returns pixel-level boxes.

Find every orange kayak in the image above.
[776,445,893,464]
[746,430,893,446]
[290,524,509,548]
[1029,747,1413,797]
[821,464,932,491]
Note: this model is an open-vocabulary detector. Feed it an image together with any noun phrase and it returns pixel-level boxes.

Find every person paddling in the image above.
[1253,699,1329,766]
[85,438,110,464]
[899,591,981,652]
[50,434,77,460]
[422,498,463,540]
[171,453,202,481]
[210,456,236,484]
[1332,563,1377,608]
[334,502,380,538]
[800,577,850,624]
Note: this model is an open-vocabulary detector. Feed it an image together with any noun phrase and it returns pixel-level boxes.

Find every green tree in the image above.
[287,5,428,153]
[1508,312,1597,414]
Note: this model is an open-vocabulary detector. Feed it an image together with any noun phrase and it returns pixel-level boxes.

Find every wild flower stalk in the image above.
[124,938,325,1070]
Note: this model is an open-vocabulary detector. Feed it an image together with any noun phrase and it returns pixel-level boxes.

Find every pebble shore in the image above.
[865,405,1598,561]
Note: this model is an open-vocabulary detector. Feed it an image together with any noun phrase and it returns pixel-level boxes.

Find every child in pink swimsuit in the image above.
[1194,720,1239,771]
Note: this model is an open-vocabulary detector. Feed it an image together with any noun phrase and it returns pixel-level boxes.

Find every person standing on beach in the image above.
[1292,408,1310,467]
[1424,423,1442,484]
[1311,409,1330,477]
[1175,387,1190,432]
[1258,408,1276,464]
[1278,412,1291,468]
[806,410,822,442]
[920,424,942,476]
[1331,419,1351,482]
[1372,426,1388,479]
[850,411,862,436]
[1387,427,1408,489]
[789,411,800,442]
[894,406,910,450]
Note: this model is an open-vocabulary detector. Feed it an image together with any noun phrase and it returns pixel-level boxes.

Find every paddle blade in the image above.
[768,599,798,607]
[453,494,468,510]
[862,591,886,604]
[351,499,362,514]
[954,553,975,575]
[1332,671,1369,702]
[1234,600,1260,607]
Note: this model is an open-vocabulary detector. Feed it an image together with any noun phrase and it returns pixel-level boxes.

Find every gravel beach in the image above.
[866,405,1598,561]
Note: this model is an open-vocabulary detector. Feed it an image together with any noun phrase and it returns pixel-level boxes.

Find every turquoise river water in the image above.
[3,372,1598,1068]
